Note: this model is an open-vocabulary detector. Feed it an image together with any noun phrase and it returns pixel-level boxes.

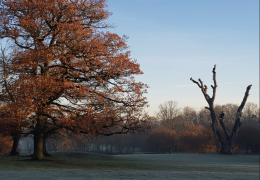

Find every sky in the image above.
[105,0,259,116]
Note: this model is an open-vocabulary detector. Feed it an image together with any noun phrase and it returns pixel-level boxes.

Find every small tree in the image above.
[0,47,30,155]
[190,65,252,154]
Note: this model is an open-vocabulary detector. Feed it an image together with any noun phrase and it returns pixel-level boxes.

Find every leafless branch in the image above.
[230,85,252,138]
[218,112,230,139]
[190,78,201,88]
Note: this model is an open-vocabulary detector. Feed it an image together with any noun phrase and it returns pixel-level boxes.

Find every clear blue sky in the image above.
[1,1,258,116]
[106,0,259,116]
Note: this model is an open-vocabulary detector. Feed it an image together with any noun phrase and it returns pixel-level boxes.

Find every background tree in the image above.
[147,127,176,153]
[156,101,180,130]
[0,0,149,160]
[0,134,13,154]
[221,104,239,123]
[190,65,252,154]
[242,102,259,125]
[197,107,211,127]
[0,47,31,155]
[178,124,217,153]
[237,102,259,153]
[237,126,259,154]
[182,106,197,125]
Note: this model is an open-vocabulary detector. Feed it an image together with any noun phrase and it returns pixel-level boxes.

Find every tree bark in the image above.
[10,134,20,155]
[43,136,51,156]
[32,132,44,160]
[220,140,233,154]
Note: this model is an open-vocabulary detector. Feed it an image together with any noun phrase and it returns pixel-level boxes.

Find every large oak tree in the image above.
[0,0,149,159]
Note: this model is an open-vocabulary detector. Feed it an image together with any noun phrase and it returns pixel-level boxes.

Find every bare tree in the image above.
[156,101,180,120]
[182,106,197,125]
[242,102,259,123]
[221,104,239,123]
[156,101,181,129]
[190,65,252,154]
[197,108,211,127]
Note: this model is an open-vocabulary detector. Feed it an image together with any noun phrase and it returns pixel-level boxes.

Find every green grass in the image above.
[0,152,259,180]
[0,152,158,171]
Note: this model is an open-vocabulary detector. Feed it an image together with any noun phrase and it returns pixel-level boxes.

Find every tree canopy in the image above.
[0,0,149,159]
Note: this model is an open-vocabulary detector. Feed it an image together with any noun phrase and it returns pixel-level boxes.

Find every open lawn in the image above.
[0,152,259,180]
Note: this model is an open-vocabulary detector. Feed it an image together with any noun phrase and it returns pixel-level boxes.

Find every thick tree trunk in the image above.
[10,134,20,156]
[32,132,44,160]
[220,141,233,154]
[43,137,51,156]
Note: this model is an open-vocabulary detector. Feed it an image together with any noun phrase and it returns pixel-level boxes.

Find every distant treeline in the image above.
[1,102,259,155]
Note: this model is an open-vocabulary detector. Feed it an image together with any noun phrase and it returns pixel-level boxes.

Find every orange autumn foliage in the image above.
[179,124,217,153]
[0,135,13,154]
[0,0,149,159]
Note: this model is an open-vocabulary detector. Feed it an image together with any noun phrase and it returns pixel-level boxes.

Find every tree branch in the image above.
[218,112,230,140]
[237,85,252,112]
[212,64,217,102]
[190,78,201,88]
[230,85,252,138]
[190,77,211,104]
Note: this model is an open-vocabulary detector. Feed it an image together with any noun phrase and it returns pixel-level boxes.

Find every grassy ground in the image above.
[0,152,259,180]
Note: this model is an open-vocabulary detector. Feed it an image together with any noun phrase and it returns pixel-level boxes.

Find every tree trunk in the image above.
[32,132,44,160]
[220,141,233,154]
[43,137,51,156]
[10,134,20,155]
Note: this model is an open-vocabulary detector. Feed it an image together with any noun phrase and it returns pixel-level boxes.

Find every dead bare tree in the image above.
[190,65,252,154]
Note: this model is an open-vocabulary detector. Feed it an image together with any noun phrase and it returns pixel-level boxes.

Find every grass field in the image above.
[0,152,259,180]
